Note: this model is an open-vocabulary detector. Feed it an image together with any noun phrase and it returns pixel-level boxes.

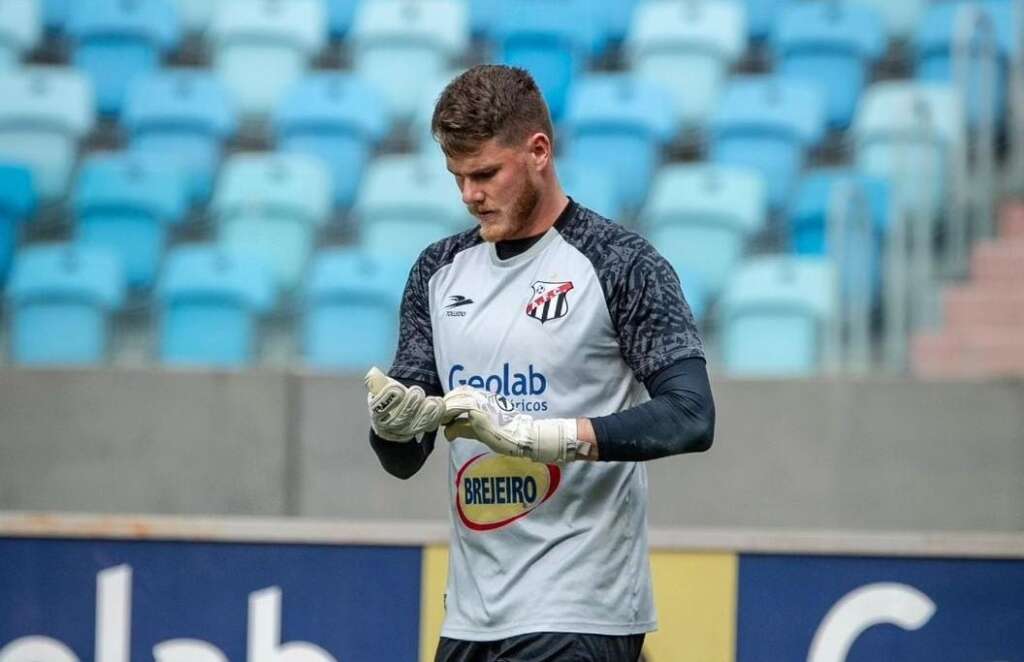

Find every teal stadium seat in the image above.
[0,66,95,199]
[720,255,837,377]
[327,0,360,38]
[355,155,471,262]
[0,163,35,283]
[211,0,326,119]
[303,249,407,371]
[213,153,331,290]
[853,81,963,215]
[742,0,794,41]
[123,69,237,202]
[274,73,390,210]
[173,0,213,34]
[642,164,767,300]
[849,0,927,39]
[564,74,676,212]
[710,75,826,211]
[157,245,275,367]
[626,0,746,131]
[775,2,885,129]
[73,153,187,290]
[351,0,468,123]
[6,243,124,365]
[68,0,179,116]
[0,0,42,69]
[412,69,461,152]
[557,158,621,222]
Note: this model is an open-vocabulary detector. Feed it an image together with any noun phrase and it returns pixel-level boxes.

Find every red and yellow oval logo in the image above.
[456,453,561,532]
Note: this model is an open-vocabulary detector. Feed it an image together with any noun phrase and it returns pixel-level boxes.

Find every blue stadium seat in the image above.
[274,73,390,210]
[557,158,621,222]
[743,0,795,41]
[355,155,471,260]
[642,164,767,299]
[68,0,179,116]
[173,0,213,34]
[916,1,1014,126]
[211,0,327,119]
[626,0,746,131]
[411,70,460,151]
[42,0,66,31]
[123,69,236,202]
[73,153,187,290]
[303,249,407,371]
[849,0,927,39]
[596,0,641,49]
[6,243,124,365]
[0,0,42,69]
[710,75,826,212]
[351,0,468,123]
[157,245,275,367]
[853,81,962,214]
[675,265,709,323]
[0,66,95,199]
[213,153,331,290]
[0,163,35,283]
[719,255,837,377]
[327,0,360,38]
[564,74,676,211]
[776,2,885,129]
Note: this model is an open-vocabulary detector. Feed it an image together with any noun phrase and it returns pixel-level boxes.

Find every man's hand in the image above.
[365,367,446,442]
[442,386,588,464]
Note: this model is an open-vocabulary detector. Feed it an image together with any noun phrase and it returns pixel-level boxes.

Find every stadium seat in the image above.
[626,0,746,131]
[849,0,927,39]
[213,153,331,290]
[157,245,275,367]
[42,0,66,31]
[564,74,676,211]
[0,66,95,199]
[351,0,468,123]
[123,69,236,202]
[355,155,471,260]
[173,0,214,34]
[853,81,963,214]
[710,75,826,212]
[743,0,794,41]
[211,0,327,119]
[557,158,621,222]
[0,163,35,283]
[775,2,885,129]
[327,0,360,38]
[642,164,767,299]
[303,249,407,371]
[274,73,390,210]
[0,0,42,69]
[73,153,188,290]
[719,255,837,377]
[411,69,460,152]
[67,0,179,116]
[596,0,641,49]
[6,243,124,365]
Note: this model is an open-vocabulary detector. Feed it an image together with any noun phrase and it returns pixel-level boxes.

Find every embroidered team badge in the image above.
[525,281,574,323]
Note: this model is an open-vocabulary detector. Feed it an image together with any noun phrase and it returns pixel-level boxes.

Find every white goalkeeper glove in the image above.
[365,366,447,442]
[442,386,589,464]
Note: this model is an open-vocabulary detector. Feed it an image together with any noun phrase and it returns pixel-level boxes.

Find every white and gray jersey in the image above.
[390,201,704,641]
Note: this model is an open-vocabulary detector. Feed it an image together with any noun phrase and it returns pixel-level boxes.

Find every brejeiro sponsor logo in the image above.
[456,453,560,532]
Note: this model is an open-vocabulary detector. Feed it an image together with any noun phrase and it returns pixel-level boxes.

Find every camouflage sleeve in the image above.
[388,255,442,390]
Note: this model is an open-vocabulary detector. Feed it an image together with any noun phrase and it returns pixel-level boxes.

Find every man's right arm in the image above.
[369,376,444,479]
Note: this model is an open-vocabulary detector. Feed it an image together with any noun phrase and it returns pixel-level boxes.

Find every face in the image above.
[445,136,544,243]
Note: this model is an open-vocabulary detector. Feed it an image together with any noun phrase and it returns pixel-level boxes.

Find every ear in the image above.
[525,132,552,171]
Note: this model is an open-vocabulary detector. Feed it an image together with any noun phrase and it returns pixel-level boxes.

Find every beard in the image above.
[477,176,541,243]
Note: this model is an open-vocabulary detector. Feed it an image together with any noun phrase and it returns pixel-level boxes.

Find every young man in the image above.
[366,65,715,662]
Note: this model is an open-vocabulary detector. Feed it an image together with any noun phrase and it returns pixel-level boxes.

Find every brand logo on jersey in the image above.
[526,281,574,323]
[456,453,561,531]
[445,295,474,318]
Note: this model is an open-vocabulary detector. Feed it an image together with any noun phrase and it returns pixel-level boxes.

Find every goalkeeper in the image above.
[366,65,715,662]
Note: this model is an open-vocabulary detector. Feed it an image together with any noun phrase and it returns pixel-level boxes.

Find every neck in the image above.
[510,187,569,240]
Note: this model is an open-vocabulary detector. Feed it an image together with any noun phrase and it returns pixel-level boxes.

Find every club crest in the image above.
[525,281,574,323]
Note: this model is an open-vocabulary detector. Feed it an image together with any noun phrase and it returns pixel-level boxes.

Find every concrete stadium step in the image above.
[912,329,1024,378]
[971,239,1024,283]
[944,285,1024,329]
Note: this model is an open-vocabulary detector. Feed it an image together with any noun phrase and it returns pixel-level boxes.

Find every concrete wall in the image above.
[1,368,1022,531]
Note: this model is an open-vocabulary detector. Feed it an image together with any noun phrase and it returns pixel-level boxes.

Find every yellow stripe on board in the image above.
[419,545,450,662]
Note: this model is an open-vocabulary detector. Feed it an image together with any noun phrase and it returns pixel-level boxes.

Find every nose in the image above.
[460,180,485,206]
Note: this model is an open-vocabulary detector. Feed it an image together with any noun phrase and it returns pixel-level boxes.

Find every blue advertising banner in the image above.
[737,554,1024,662]
[0,538,422,661]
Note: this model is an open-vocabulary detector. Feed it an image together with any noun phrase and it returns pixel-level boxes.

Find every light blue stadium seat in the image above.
[596,0,641,49]
[123,69,236,202]
[157,245,275,367]
[327,0,360,38]
[351,0,468,124]
[743,0,794,41]
[776,2,885,129]
[720,255,837,377]
[42,0,66,31]
[710,75,826,212]
[564,74,676,211]
[412,69,460,152]
[73,152,187,290]
[916,1,1014,126]
[557,158,621,222]
[213,153,331,290]
[0,66,94,199]
[173,0,213,34]
[303,249,407,371]
[211,0,327,119]
[0,163,35,283]
[275,73,390,210]
[642,164,766,299]
[6,243,124,365]
[853,81,963,215]
[626,0,746,131]
[675,265,709,323]
[355,155,471,260]
[0,0,42,69]
[849,0,927,39]
[68,0,178,116]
